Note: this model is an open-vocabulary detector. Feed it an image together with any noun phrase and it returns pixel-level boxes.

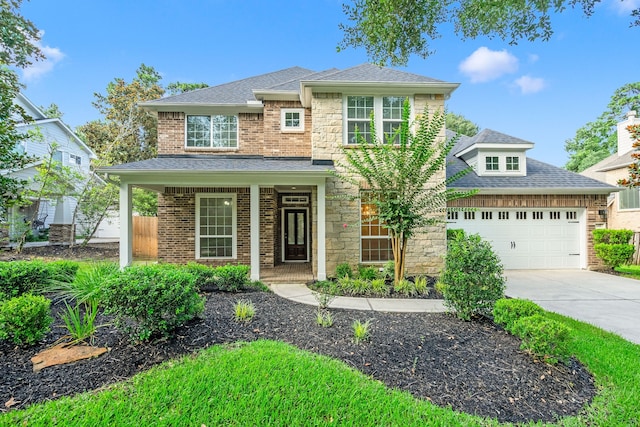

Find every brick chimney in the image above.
[617,110,640,156]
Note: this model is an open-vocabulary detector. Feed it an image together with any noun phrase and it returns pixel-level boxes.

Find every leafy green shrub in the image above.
[370,278,389,296]
[493,298,544,333]
[47,260,80,283]
[381,260,395,281]
[439,233,505,320]
[0,260,48,300]
[45,262,118,304]
[593,229,635,268]
[511,314,571,364]
[214,264,250,292]
[335,262,353,279]
[446,228,466,241]
[0,294,53,345]
[357,265,378,280]
[102,265,205,341]
[184,262,218,291]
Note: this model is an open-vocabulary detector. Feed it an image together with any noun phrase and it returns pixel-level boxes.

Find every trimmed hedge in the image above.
[493,298,544,333]
[0,260,79,300]
[511,314,571,364]
[0,294,53,345]
[593,229,635,268]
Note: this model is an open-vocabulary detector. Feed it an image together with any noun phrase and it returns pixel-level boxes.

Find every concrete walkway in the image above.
[505,270,640,345]
[270,283,446,313]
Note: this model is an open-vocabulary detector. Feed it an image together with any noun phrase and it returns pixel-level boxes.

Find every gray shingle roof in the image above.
[308,63,444,83]
[467,129,534,146]
[101,156,333,174]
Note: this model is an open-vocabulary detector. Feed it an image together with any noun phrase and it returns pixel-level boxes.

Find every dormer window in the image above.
[506,156,519,171]
[486,156,499,171]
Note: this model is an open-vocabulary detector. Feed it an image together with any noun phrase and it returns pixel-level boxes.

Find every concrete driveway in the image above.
[505,270,640,345]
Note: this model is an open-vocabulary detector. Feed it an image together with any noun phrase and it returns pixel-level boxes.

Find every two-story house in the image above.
[103,64,615,279]
[7,93,97,243]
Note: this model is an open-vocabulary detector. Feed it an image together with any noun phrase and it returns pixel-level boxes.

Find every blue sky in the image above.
[19,0,640,167]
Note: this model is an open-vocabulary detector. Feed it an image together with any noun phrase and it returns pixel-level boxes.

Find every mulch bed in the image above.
[0,243,597,423]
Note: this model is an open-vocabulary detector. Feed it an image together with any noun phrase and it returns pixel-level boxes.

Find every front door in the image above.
[284,209,307,261]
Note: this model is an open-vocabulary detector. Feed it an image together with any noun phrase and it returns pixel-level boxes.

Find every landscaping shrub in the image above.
[593,229,635,268]
[370,278,389,296]
[214,264,250,292]
[335,262,353,279]
[511,314,571,364]
[413,276,429,295]
[493,298,544,333]
[45,262,118,304]
[381,260,395,281]
[102,264,205,341]
[0,260,48,300]
[357,265,379,280]
[0,294,53,345]
[394,279,416,297]
[439,233,505,320]
[185,262,218,291]
[47,260,80,283]
[446,228,465,241]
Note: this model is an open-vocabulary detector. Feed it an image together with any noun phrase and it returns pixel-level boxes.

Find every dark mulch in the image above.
[0,290,596,424]
[0,243,120,262]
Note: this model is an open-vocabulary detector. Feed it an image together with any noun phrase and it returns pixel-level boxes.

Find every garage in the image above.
[447,208,585,269]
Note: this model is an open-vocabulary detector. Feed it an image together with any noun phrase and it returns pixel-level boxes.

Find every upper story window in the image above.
[619,188,640,210]
[485,156,499,171]
[506,156,519,171]
[345,95,408,145]
[186,115,238,148]
[281,108,305,132]
[69,154,82,166]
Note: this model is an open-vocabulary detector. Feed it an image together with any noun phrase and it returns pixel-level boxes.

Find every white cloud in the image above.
[458,47,519,83]
[612,0,640,14]
[22,32,65,82]
[514,75,546,94]
[528,54,540,64]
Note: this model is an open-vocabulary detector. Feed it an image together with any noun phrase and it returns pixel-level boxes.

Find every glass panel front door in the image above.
[284,210,307,261]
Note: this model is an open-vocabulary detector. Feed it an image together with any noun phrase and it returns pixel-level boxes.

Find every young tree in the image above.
[619,124,640,187]
[333,99,476,284]
[338,0,638,66]
[0,0,44,219]
[565,82,640,172]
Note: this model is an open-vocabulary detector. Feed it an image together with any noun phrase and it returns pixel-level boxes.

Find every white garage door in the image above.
[448,208,584,269]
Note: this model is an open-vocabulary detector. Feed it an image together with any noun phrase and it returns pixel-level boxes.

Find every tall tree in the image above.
[446,112,479,137]
[0,0,43,218]
[39,103,63,119]
[338,0,638,66]
[333,100,475,284]
[80,64,164,166]
[565,82,640,172]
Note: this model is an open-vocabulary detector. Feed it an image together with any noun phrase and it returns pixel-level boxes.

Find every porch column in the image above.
[317,180,326,280]
[250,184,260,281]
[119,181,133,269]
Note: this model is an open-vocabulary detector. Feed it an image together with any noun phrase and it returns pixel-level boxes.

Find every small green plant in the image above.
[352,319,372,344]
[46,262,118,304]
[335,262,353,279]
[315,309,334,328]
[47,260,80,282]
[312,289,336,309]
[381,260,395,281]
[370,278,390,296]
[357,265,378,280]
[440,233,505,320]
[234,299,256,323]
[511,314,571,364]
[493,298,544,333]
[394,279,416,297]
[0,294,53,345]
[61,299,101,345]
[413,276,429,295]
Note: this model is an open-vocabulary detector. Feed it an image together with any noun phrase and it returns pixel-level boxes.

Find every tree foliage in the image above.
[565,82,640,172]
[446,112,479,137]
[618,124,640,187]
[332,99,475,284]
[78,64,164,166]
[338,0,637,66]
[0,0,43,218]
[166,81,209,95]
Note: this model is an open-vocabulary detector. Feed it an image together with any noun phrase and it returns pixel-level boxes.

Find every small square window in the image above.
[281,108,305,132]
[506,156,519,171]
[69,154,82,166]
[486,156,499,171]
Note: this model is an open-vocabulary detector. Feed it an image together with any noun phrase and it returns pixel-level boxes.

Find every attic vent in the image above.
[283,196,308,205]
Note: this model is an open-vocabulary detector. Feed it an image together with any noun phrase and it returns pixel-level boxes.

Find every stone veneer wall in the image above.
[157,187,276,271]
[448,194,608,269]
[312,92,448,276]
[49,224,75,245]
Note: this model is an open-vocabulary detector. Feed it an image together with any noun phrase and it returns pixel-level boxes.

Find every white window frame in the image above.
[343,95,412,145]
[618,187,640,211]
[185,114,239,149]
[360,193,393,263]
[485,156,499,171]
[195,193,237,259]
[506,156,519,171]
[69,153,82,166]
[280,108,305,132]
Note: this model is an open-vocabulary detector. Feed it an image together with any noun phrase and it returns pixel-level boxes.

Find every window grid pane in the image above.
[360,195,393,262]
[486,156,499,171]
[284,112,300,128]
[187,115,211,147]
[212,115,238,148]
[506,156,519,171]
[199,196,234,258]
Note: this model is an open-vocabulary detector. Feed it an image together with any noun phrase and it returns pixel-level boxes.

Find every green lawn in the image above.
[615,264,640,280]
[2,313,640,426]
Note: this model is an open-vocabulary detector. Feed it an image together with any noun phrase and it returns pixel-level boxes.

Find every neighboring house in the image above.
[446,129,615,269]
[6,93,97,243]
[581,111,640,232]
[102,64,615,279]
